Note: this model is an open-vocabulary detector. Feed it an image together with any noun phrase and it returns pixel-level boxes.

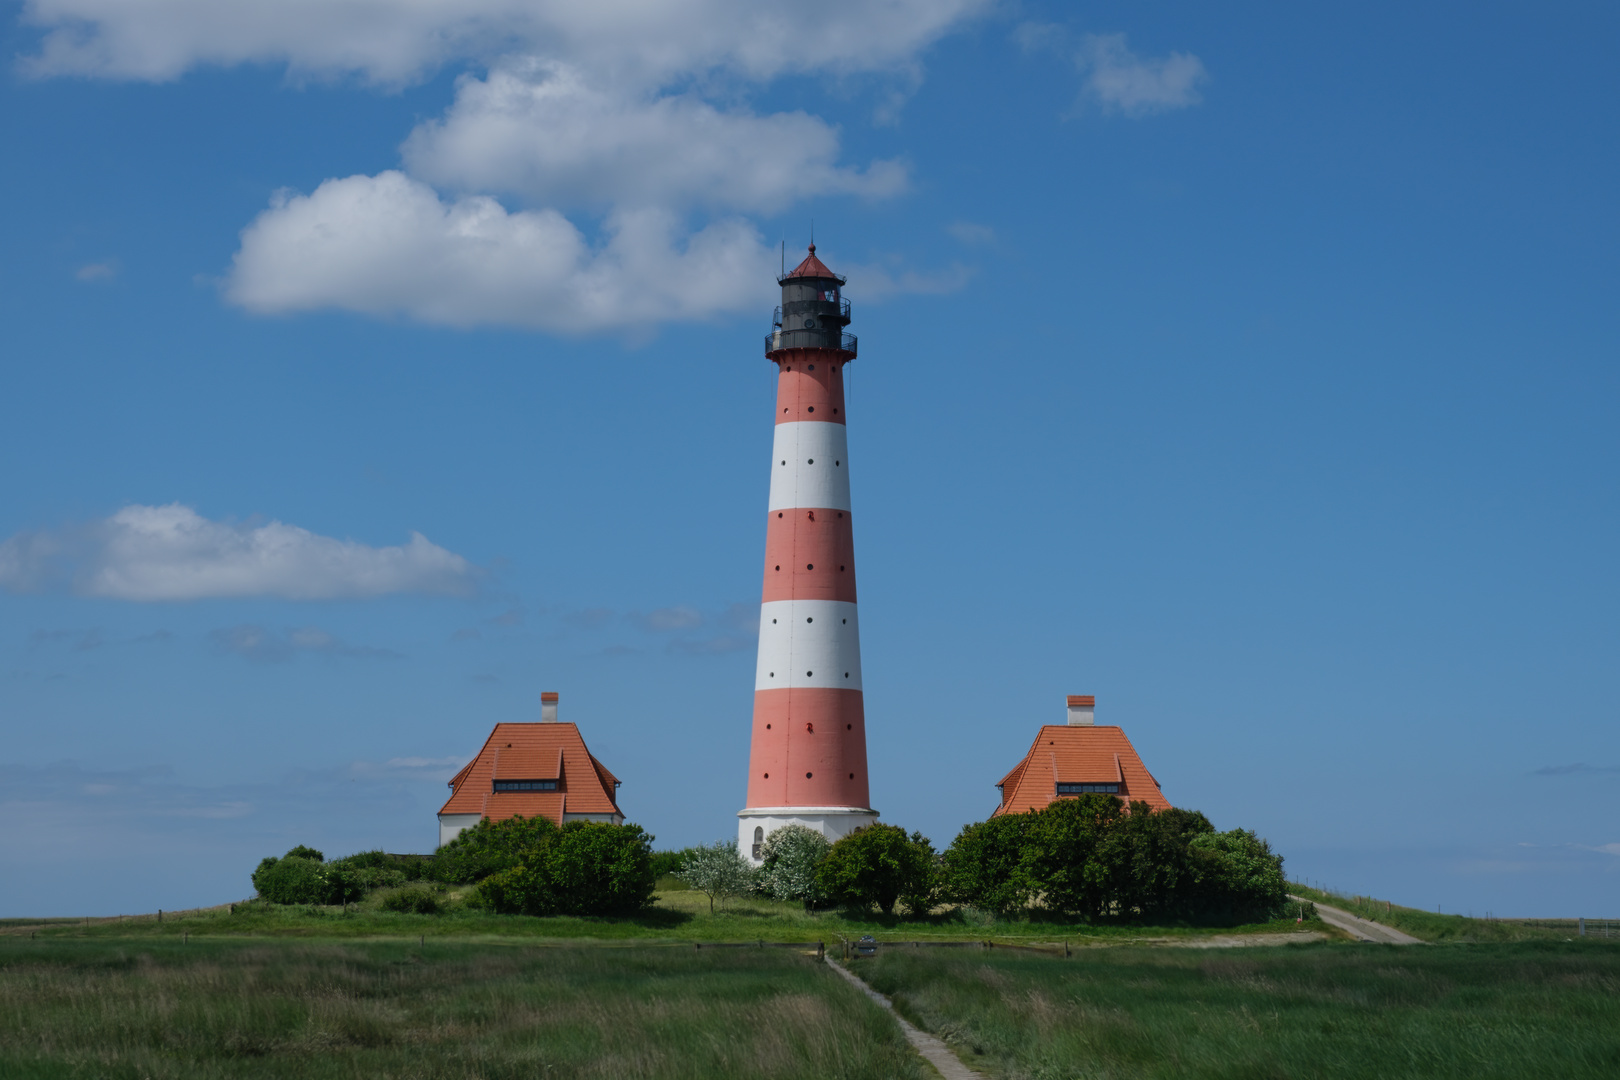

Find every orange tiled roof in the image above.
[991,725,1170,816]
[439,722,622,825]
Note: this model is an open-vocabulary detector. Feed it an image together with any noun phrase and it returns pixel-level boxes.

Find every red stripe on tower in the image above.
[739,246,878,862]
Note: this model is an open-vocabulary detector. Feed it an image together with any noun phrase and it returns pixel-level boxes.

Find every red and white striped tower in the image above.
[739,245,878,862]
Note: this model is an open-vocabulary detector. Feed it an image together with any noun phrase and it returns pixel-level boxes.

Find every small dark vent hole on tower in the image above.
[775,565,780,571]
[765,724,771,729]
[844,672,850,678]
[781,460,786,465]
[806,671,813,677]
[807,406,814,413]
[846,724,852,730]
[842,618,847,624]
[807,458,814,464]
[806,772,813,778]
[763,773,769,778]
[772,618,777,624]
[806,563,813,570]
[778,512,783,518]
[835,460,840,466]
[849,773,854,779]
[837,512,843,518]
[840,565,845,571]
[833,408,839,414]
[806,617,813,623]
[808,365,815,371]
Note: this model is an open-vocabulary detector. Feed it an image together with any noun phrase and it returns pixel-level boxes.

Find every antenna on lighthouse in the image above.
[781,239,785,276]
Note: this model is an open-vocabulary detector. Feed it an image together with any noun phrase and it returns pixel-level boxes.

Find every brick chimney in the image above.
[1066,694,1095,726]
[540,691,559,723]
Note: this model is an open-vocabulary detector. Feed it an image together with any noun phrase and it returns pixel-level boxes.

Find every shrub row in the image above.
[250,817,658,917]
[680,798,1289,924]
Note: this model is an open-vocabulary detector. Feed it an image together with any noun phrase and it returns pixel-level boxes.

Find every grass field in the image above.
[1288,883,1608,943]
[0,937,928,1080]
[852,940,1620,1079]
[4,888,1332,947]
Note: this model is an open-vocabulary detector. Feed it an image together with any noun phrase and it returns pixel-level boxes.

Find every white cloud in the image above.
[403,61,906,214]
[20,0,989,84]
[227,172,778,331]
[1076,33,1207,117]
[26,0,992,331]
[0,503,476,601]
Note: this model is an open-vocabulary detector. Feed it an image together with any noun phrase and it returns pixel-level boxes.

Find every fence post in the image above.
[1578,918,1584,936]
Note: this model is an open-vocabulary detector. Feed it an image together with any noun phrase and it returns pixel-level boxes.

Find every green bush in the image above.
[939,813,1035,916]
[818,825,936,916]
[252,855,329,905]
[380,887,443,915]
[939,802,1289,924]
[283,845,324,862]
[476,821,657,917]
[650,848,699,878]
[432,816,560,884]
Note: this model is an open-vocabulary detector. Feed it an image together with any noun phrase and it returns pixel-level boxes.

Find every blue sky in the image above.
[1,1,1615,918]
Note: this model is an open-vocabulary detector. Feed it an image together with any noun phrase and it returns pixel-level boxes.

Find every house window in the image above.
[1056,783,1119,795]
[493,779,558,792]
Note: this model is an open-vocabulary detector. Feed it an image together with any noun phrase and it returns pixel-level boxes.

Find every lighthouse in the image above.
[738,245,878,863]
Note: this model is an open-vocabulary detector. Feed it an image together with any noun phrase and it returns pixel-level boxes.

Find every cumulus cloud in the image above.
[1075,33,1207,117]
[0,503,476,601]
[20,0,990,85]
[403,60,906,213]
[22,0,989,332]
[227,172,778,331]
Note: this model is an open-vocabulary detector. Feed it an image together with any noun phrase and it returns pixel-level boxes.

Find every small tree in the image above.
[757,824,831,911]
[939,813,1034,916]
[1025,793,1126,918]
[1187,828,1287,922]
[818,825,936,916]
[676,840,757,914]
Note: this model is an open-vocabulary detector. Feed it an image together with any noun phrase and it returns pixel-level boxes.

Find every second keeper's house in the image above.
[437,692,624,847]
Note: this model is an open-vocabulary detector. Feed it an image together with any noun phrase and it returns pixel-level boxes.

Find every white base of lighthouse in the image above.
[738,806,879,865]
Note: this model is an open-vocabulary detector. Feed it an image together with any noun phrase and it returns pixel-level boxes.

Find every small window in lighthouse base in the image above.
[753,826,764,861]
[1055,783,1119,796]
[493,779,558,792]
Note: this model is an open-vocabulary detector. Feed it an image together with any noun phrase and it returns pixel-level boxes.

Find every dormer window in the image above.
[493,779,558,792]
[1056,782,1118,795]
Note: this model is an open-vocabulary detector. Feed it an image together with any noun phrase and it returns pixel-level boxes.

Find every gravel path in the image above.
[1292,895,1424,944]
[825,955,985,1080]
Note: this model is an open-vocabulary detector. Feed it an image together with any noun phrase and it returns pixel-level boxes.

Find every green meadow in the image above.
[0,937,926,1080]
[853,940,1620,1080]
[10,883,1330,947]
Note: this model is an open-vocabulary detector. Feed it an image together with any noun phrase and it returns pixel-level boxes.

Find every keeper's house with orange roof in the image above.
[437,692,624,847]
[992,695,1171,817]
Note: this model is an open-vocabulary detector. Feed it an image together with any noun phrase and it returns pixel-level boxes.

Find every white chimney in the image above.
[540,691,559,723]
[1066,694,1095,726]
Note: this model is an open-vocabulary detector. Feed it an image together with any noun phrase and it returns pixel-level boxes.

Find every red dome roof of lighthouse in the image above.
[783,244,840,280]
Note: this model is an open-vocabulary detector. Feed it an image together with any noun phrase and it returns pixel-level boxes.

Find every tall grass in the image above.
[854,941,1620,1079]
[0,938,928,1080]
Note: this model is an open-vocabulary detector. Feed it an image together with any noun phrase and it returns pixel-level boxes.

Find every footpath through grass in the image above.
[853,940,1620,1080]
[7,887,1331,946]
[1288,882,1603,943]
[0,937,928,1080]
